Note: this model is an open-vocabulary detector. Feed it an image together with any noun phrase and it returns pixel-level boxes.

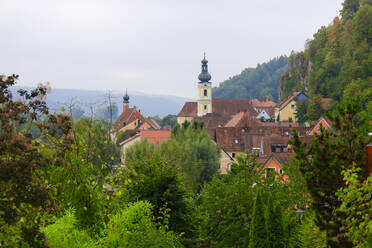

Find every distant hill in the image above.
[213,56,289,102]
[11,86,190,118]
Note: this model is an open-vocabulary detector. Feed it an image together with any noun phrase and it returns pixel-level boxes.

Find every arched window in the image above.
[204,89,208,96]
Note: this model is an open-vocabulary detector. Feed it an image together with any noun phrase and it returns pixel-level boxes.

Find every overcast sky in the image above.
[0,0,344,98]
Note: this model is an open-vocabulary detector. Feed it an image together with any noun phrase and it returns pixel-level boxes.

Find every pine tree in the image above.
[267,199,285,248]
[249,191,268,248]
[290,97,370,247]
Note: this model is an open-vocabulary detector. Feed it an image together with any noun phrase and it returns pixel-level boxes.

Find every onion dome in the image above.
[123,89,129,104]
[198,53,212,83]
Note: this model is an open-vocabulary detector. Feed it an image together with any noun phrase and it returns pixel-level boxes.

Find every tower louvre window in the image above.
[204,105,207,110]
[204,89,207,96]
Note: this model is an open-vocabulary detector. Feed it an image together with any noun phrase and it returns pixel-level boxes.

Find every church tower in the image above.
[123,89,130,111]
[197,53,212,117]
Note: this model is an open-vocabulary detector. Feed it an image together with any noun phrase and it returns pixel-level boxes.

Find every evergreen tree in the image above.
[295,99,309,124]
[290,97,370,247]
[267,199,285,248]
[249,191,268,248]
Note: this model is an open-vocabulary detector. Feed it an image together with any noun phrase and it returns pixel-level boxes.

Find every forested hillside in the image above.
[213,56,288,101]
[280,0,372,101]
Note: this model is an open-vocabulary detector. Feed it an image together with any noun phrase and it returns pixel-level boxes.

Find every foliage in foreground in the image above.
[337,168,372,248]
[43,201,182,248]
[291,97,371,247]
[198,153,301,248]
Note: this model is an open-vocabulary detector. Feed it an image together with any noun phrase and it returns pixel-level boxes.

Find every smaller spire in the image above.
[123,88,130,104]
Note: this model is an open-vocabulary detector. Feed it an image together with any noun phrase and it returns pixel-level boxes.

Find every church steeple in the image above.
[197,53,212,117]
[198,52,212,83]
[123,89,130,111]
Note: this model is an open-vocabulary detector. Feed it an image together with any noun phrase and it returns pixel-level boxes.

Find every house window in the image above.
[204,89,208,96]
[232,153,236,158]
[291,104,295,109]
[279,169,283,175]
[123,122,126,127]
[234,139,239,144]
[204,105,207,110]
[266,168,276,178]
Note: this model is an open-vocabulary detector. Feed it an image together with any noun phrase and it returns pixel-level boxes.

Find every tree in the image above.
[73,117,120,171]
[341,0,361,20]
[160,114,177,128]
[162,121,220,192]
[42,202,182,248]
[120,140,194,236]
[266,199,285,248]
[290,97,370,247]
[295,99,309,124]
[307,94,323,120]
[249,191,268,248]
[336,168,372,247]
[0,75,74,246]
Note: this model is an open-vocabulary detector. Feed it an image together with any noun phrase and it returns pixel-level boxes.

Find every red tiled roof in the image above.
[140,129,171,146]
[115,106,159,132]
[177,102,197,117]
[249,99,276,108]
[146,118,161,129]
[212,98,258,117]
[225,112,260,127]
[177,99,258,118]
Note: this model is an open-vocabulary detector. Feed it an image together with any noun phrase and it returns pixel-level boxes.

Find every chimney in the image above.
[367,132,372,177]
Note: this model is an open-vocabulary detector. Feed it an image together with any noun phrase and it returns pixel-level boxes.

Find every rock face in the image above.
[279,52,312,100]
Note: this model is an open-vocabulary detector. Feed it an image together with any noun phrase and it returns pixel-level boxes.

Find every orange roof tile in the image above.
[249,99,276,108]
[140,129,171,147]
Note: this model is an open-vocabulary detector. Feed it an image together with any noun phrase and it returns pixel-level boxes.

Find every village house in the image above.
[275,92,308,122]
[119,129,171,162]
[113,91,160,139]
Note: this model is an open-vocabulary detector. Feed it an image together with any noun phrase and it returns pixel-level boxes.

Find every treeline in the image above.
[280,0,372,103]
[213,55,288,101]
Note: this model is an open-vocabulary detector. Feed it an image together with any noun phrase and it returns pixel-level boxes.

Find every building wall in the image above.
[177,116,194,125]
[117,119,138,133]
[227,151,244,161]
[219,150,232,174]
[120,135,141,162]
[279,99,297,121]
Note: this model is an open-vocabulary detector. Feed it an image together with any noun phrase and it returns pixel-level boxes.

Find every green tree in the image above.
[336,168,372,247]
[162,121,220,192]
[266,199,285,248]
[121,141,194,236]
[307,94,323,120]
[160,114,177,127]
[295,99,309,124]
[213,56,288,101]
[42,202,183,248]
[115,130,127,145]
[290,97,370,247]
[341,0,361,20]
[73,117,120,172]
[249,191,268,248]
